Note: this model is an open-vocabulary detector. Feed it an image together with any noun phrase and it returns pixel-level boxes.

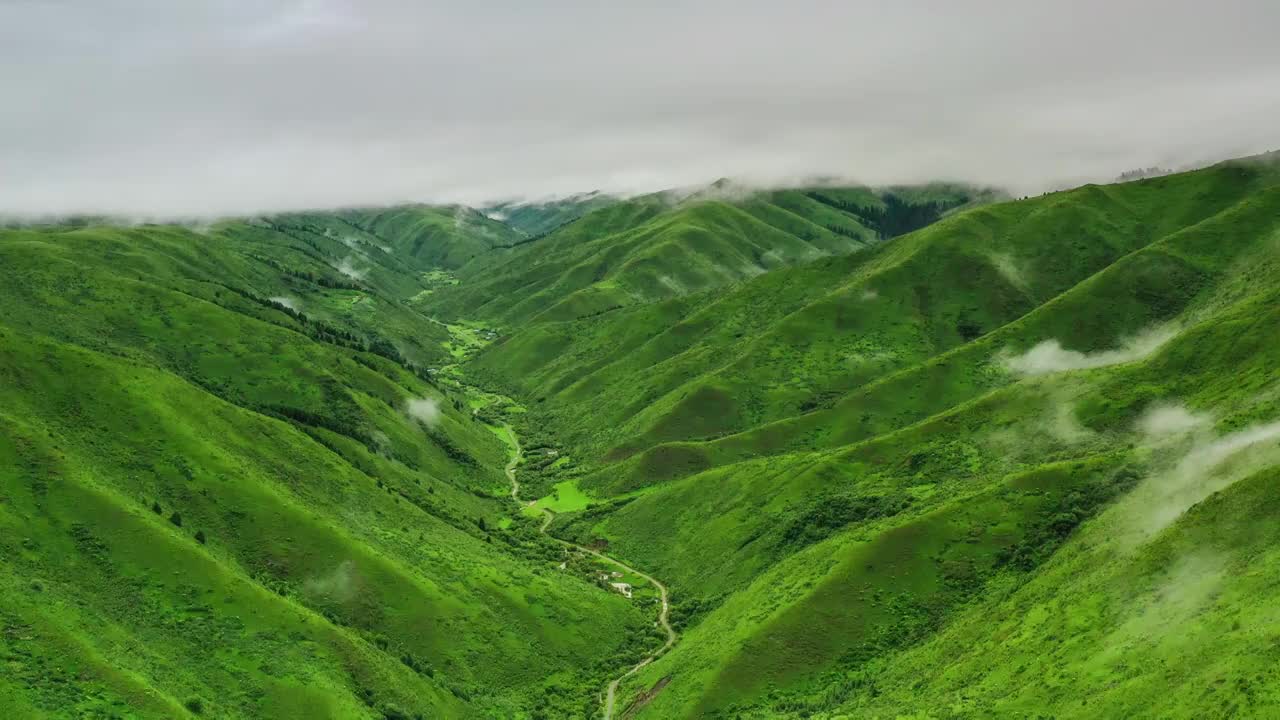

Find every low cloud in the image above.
[1138,402,1212,440]
[454,206,476,231]
[335,255,366,281]
[1128,406,1280,539]
[657,274,686,293]
[405,397,441,427]
[183,219,218,236]
[1001,326,1177,376]
[683,178,761,204]
[981,389,1096,465]
[1108,551,1226,643]
[989,252,1029,290]
[371,429,391,456]
[305,560,361,603]
[268,295,300,311]
[1048,398,1093,444]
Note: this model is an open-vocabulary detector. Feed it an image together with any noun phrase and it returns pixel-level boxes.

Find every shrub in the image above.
[777,492,913,550]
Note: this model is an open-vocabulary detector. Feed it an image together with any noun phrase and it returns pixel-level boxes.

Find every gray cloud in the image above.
[2,1,1278,217]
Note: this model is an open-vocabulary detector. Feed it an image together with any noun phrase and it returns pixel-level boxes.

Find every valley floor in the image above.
[456,381,677,719]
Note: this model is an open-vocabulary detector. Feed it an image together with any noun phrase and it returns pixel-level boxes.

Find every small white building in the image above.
[609,582,633,599]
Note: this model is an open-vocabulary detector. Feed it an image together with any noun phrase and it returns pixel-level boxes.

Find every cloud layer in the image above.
[2,1,1278,216]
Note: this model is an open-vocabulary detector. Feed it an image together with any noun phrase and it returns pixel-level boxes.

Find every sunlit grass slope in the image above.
[0,220,649,718]
[467,159,1279,475]
[617,276,1280,717]
[422,183,991,325]
[460,155,1280,717]
[6,154,1279,719]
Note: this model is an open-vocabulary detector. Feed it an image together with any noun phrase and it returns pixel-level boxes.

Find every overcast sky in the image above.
[2,1,1277,217]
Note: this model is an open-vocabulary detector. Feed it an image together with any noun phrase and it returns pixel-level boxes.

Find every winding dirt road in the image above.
[504,426,523,502]
[501,425,676,719]
[598,553,674,720]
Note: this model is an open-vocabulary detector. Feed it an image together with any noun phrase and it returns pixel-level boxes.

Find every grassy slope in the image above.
[7,157,1280,719]
[467,161,1274,482]
[603,158,1280,717]
[451,157,1280,716]
[191,214,457,368]
[424,184,986,327]
[483,191,620,237]
[631,277,1280,718]
[0,220,649,718]
[333,204,525,271]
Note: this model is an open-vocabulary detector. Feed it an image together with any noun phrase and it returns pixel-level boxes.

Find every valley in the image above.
[3,157,1280,719]
[435,288,680,720]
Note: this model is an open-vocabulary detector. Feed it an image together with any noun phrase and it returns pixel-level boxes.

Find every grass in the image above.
[483,191,620,237]
[5,158,1280,717]
[452,155,1280,717]
[530,480,594,514]
[421,183,988,326]
[467,160,1278,475]
[0,216,651,717]
[335,204,523,270]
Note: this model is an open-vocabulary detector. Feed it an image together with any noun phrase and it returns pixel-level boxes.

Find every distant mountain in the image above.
[483,190,620,237]
[332,203,525,270]
[424,181,999,325]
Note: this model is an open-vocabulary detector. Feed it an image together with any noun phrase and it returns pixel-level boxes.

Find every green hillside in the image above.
[422,183,993,325]
[5,155,1280,719]
[483,191,621,237]
[478,155,1280,717]
[464,161,1275,480]
[334,204,525,271]
[0,220,650,718]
